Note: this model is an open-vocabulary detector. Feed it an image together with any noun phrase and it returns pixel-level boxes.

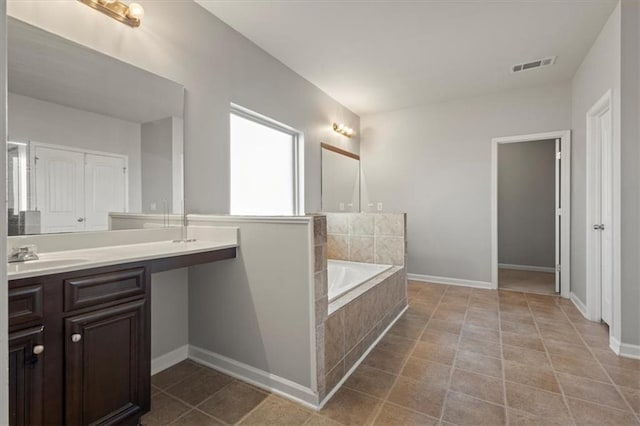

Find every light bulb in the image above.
[127,2,144,20]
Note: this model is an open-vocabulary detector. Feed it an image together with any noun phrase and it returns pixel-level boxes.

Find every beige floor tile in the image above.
[372,403,439,425]
[442,391,506,425]
[542,338,594,361]
[500,319,538,335]
[419,328,460,345]
[619,386,640,414]
[165,370,233,406]
[425,318,463,335]
[142,392,190,425]
[462,323,500,342]
[567,397,639,425]
[505,382,571,421]
[593,348,640,371]
[172,409,223,425]
[411,340,457,365]
[601,364,640,390]
[198,382,268,424]
[376,333,415,357]
[455,350,503,379]
[387,376,447,418]
[507,408,572,426]
[557,373,629,411]
[502,344,550,368]
[344,364,397,398]
[501,332,545,352]
[458,335,502,358]
[151,361,203,390]
[239,395,312,425]
[504,360,560,393]
[549,354,611,383]
[400,357,451,387]
[363,346,408,374]
[304,414,343,426]
[320,388,380,426]
[448,368,504,405]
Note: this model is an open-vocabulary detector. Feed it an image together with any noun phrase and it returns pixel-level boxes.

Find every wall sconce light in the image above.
[78,0,144,27]
[333,122,355,138]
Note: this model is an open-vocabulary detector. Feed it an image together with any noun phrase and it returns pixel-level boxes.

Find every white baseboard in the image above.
[188,345,319,409]
[570,292,589,320]
[318,305,408,409]
[407,273,492,290]
[498,263,556,273]
[151,344,189,375]
[610,336,640,360]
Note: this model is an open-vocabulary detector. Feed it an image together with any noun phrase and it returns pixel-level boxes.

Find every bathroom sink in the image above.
[8,258,90,272]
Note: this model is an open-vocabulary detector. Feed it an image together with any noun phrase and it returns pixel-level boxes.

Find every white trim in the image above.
[188,213,314,225]
[151,345,189,376]
[570,292,589,319]
[407,273,492,289]
[491,130,571,298]
[319,305,408,409]
[498,263,556,273]
[188,345,320,409]
[611,339,640,360]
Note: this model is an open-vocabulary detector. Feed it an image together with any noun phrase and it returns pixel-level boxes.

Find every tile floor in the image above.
[499,268,556,295]
[143,281,640,425]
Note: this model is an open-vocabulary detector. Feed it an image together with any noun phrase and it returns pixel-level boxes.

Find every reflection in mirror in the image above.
[321,143,360,212]
[7,18,185,235]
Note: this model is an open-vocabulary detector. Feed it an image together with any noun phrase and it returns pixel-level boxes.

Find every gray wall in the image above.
[8,92,143,211]
[620,0,640,346]
[7,0,360,215]
[151,269,189,359]
[498,140,556,268]
[141,116,178,213]
[570,2,621,307]
[361,82,571,283]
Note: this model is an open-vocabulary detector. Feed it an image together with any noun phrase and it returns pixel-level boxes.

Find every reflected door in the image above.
[85,154,127,231]
[34,146,85,233]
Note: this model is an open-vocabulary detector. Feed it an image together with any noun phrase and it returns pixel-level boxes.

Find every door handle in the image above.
[77,218,84,223]
[593,224,605,230]
[71,333,82,343]
[33,345,44,355]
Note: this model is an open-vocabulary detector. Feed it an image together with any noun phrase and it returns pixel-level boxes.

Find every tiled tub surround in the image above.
[314,213,409,404]
[326,213,406,266]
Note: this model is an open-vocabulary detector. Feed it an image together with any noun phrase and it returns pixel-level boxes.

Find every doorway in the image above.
[491,131,571,298]
[586,90,616,326]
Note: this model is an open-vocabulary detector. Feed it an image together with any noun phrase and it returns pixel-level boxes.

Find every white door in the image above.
[598,108,613,325]
[84,154,127,231]
[34,146,85,233]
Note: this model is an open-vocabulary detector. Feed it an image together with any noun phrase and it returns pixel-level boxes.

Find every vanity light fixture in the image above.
[78,0,144,27]
[333,122,355,138]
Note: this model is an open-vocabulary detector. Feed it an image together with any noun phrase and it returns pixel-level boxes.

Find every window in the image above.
[230,106,302,215]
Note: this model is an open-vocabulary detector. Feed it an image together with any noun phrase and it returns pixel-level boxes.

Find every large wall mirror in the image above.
[7,18,185,235]
[321,143,360,212]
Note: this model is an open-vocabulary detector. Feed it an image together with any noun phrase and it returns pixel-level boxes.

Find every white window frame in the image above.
[230,104,304,215]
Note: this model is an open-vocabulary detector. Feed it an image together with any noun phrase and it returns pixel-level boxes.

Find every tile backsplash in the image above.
[326,213,406,266]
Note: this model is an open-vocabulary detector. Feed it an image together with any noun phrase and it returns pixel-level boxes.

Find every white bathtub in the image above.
[328,259,393,302]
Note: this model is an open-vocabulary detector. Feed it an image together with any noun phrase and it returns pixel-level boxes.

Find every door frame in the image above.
[491,130,571,298]
[586,89,620,338]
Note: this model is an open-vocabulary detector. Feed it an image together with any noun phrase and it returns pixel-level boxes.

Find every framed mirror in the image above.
[7,18,185,236]
[321,143,360,212]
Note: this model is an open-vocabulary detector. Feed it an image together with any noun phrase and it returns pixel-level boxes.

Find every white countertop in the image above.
[8,239,238,280]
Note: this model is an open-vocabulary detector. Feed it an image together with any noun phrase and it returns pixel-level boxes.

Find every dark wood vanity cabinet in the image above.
[9,326,44,426]
[8,262,152,426]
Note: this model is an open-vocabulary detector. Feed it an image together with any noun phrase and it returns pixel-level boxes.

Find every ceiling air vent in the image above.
[512,56,557,73]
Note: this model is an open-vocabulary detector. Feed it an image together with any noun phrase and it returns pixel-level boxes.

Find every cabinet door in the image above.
[9,326,44,426]
[65,299,149,425]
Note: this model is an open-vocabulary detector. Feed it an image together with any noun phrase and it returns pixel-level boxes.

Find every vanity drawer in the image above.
[64,267,146,312]
[9,284,44,328]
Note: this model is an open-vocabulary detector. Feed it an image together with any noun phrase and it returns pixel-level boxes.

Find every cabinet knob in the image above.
[71,333,82,343]
[33,345,44,355]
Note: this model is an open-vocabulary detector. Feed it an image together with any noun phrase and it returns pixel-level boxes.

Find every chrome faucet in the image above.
[8,245,39,263]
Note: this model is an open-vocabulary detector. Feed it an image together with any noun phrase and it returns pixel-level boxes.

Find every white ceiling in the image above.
[197,0,617,116]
